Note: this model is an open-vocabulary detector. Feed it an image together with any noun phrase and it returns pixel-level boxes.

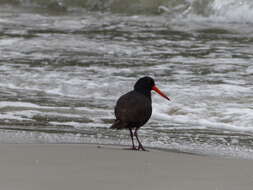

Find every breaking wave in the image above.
[2,0,253,23]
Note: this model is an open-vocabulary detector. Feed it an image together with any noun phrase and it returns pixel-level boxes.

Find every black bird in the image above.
[110,76,170,151]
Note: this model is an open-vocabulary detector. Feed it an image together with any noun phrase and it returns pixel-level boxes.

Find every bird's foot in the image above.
[124,146,138,151]
[131,146,138,151]
[138,145,148,151]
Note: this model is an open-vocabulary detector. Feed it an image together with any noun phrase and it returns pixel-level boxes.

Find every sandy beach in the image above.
[0,144,252,190]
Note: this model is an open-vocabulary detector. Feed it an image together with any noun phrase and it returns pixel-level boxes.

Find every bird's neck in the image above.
[134,89,152,100]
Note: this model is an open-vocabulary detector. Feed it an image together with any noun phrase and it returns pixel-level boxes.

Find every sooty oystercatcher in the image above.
[110,76,170,151]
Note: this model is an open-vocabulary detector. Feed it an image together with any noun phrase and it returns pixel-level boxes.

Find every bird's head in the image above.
[134,76,170,101]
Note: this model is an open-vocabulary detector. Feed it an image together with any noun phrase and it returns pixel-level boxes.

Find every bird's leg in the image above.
[129,128,137,150]
[134,128,147,151]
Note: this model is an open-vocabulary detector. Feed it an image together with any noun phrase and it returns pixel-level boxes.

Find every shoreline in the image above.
[0,143,253,190]
[0,128,252,160]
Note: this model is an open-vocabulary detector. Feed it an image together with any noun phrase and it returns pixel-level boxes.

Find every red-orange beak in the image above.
[152,86,170,101]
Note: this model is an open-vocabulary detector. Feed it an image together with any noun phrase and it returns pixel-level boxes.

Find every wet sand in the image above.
[0,144,252,190]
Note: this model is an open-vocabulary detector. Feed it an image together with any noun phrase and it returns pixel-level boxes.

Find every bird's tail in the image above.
[110,120,127,129]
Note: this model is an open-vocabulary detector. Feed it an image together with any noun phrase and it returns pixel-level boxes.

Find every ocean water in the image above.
[0,0,253,158]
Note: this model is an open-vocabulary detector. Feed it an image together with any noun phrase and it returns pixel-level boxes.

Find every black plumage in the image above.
[111,76,170,151]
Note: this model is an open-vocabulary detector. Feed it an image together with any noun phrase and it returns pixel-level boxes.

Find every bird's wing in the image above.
[114,91,152,125]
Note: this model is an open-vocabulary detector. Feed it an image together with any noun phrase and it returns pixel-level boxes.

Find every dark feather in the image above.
[113,90,152,130]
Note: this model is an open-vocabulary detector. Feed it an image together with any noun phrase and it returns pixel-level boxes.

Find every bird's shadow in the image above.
[96,144,150,152]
